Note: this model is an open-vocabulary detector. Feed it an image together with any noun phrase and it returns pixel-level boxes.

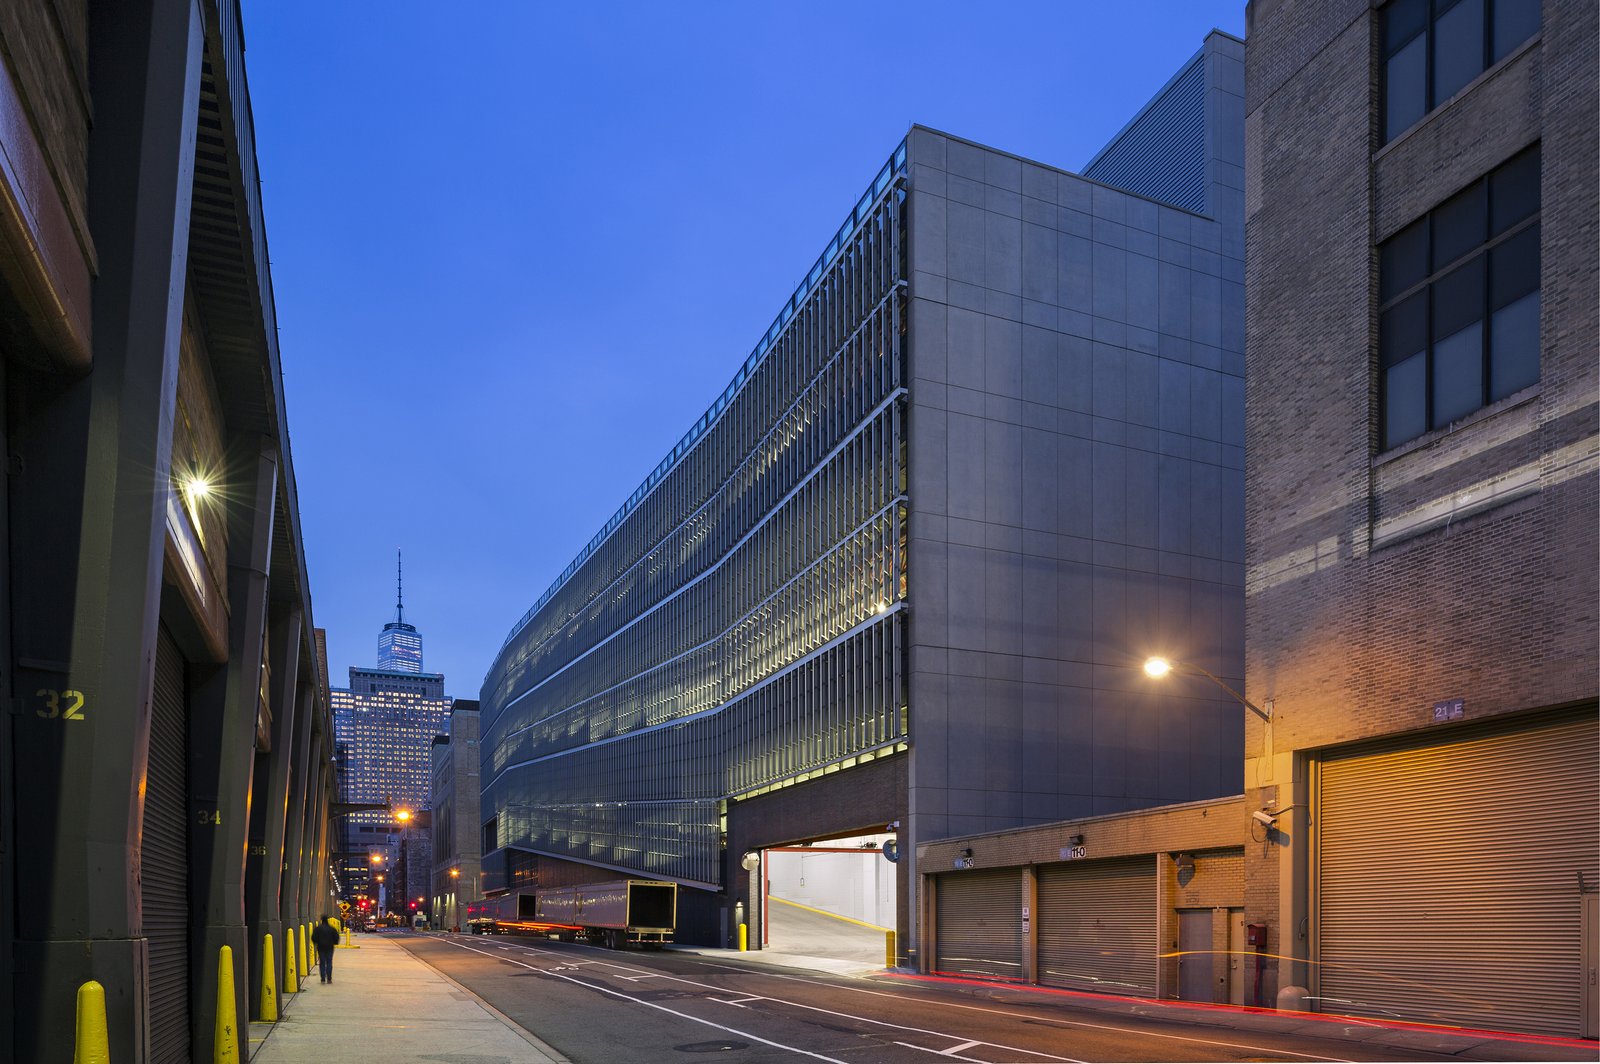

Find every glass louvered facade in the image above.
[481,144,911,887]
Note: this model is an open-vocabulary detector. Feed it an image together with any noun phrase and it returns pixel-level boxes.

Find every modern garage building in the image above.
[479,31,1248,957]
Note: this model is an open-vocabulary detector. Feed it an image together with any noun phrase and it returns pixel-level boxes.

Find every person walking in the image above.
[311,915,341,984]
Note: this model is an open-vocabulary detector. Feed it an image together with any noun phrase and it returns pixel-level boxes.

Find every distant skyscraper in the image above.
[332,559,453,904]
[377,550,424,672]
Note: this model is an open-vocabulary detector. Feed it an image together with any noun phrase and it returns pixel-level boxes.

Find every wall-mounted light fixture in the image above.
[959,847,973,859]
[1066,833,1084,847]
[1174,852,1195,874]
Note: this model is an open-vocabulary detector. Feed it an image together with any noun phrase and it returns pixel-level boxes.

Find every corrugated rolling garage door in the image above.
[1318,711,1599,1036]
[145,627,191,1062]
[1038,856,1158,996]
[934,869,1024,980]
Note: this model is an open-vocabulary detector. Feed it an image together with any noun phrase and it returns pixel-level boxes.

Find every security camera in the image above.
[1252,810,1277,828]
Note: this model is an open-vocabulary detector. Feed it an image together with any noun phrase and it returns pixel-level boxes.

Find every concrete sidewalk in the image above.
[249,933,566,1063]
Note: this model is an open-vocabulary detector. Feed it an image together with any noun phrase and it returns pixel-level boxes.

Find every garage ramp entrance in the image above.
[760,833,896,972]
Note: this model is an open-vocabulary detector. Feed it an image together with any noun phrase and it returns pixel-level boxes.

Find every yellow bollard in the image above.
[299,924,310,987]
[737,923,747,951]
[284,927,299,993]
[215,944,239,1064]
[73,980,110,1064]
[884,929,897,969]
[259,933,278,1022]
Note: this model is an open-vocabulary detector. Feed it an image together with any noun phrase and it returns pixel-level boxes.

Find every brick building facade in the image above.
[1243,0,1597,1037]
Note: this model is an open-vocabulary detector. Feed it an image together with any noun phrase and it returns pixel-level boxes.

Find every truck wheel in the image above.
[608,930,624,950]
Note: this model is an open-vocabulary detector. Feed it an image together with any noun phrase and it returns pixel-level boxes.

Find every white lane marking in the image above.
[445,940,850,1063]
[478,951,1089,1064]
[892,1041,985,1062]
[454,940,1349,1064]
[700,960,1350,1062]
[709,995,765,1007]
[888,1035,1071,1064]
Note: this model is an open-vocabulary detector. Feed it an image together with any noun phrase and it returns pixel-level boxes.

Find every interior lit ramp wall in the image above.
[761,834,897,968]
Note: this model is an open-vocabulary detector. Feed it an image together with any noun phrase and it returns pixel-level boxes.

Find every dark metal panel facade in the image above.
[1082,47,1208,212]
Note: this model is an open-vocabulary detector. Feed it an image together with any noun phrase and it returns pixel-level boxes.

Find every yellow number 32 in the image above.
[36,689,87,720]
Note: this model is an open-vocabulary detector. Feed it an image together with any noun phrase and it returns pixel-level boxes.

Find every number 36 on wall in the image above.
[35,689,87,721]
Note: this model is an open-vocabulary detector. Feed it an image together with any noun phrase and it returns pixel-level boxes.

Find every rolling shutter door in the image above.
[145,628,191,1063]
[1037,857,1157,996]
[934,870,1024,980]
[1318,711,1599,1036]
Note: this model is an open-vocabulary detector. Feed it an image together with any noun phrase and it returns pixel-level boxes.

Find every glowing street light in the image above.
[1143,656,1273,722]
[449,868,460,879]
[395,809,412,823]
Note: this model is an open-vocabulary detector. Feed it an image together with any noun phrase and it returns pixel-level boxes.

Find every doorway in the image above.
[1177,909,1211,1002]
[1227,908,1245,1005]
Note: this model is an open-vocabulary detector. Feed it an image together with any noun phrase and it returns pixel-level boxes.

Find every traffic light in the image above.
[410,902,418,910]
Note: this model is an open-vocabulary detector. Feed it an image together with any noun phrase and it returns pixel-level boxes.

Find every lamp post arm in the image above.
[1181,662,1273,722]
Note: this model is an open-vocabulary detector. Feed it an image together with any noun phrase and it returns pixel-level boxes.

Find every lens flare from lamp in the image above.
[1143,657,1172,678]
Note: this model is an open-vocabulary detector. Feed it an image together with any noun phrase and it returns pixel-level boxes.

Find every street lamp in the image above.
[1143,656,1273,722]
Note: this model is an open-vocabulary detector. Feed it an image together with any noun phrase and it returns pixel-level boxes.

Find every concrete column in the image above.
[307,755,333,920]
[246,606,301,1015]
[279,683,316,940]
[5,1,202,1058]
[189,437,276,1058]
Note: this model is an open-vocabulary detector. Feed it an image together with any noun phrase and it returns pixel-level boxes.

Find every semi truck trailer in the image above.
[466,879,676,949]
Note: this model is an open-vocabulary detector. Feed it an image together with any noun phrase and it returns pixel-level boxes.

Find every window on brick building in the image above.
[1380,146,1540,449]
[1382,0,1541,143]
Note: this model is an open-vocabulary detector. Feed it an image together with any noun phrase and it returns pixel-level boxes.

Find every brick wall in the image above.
[0,0,90,246]
[1243,0,1598,1002]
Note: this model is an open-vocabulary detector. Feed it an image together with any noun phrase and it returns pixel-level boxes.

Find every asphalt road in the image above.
[391,934,1581,1064]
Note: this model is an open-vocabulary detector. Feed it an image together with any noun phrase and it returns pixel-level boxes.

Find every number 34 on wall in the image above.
[35,688,87,721]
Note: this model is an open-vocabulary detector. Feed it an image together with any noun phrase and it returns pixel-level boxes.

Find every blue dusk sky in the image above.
[241,2,1246,699]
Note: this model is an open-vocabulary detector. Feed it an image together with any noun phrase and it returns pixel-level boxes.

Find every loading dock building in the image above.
[479,32,1249,960]
[918,797,1248,1004]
